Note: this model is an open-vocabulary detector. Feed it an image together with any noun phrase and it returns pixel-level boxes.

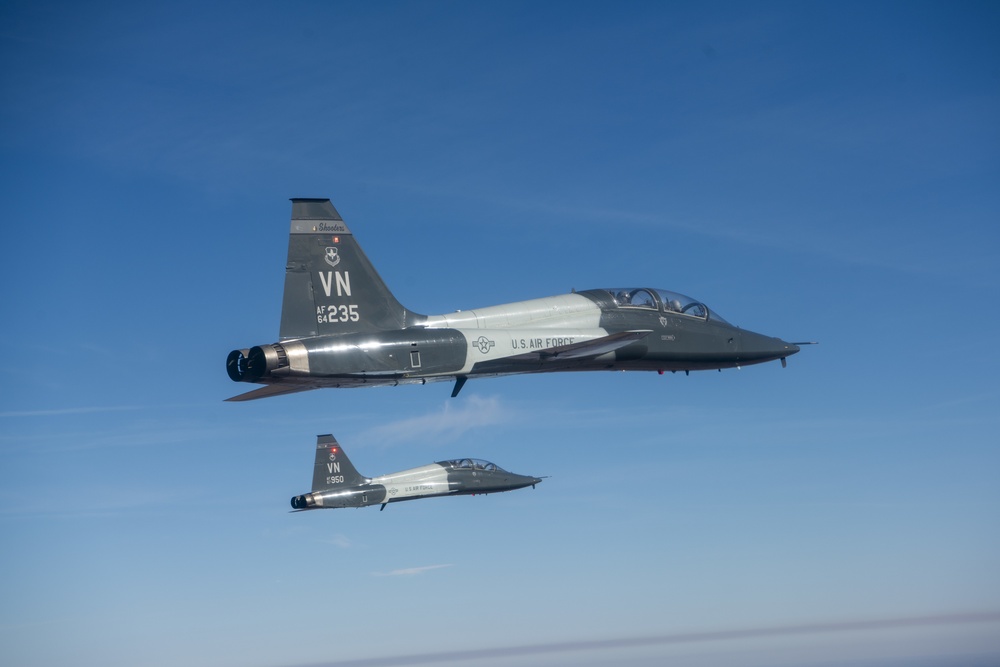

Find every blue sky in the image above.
[1,2,998,666]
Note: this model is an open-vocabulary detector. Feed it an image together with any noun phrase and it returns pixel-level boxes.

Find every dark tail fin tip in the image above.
[291,198,343,222]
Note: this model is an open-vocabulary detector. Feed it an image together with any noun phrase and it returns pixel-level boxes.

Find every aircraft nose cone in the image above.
[739,331,800,362]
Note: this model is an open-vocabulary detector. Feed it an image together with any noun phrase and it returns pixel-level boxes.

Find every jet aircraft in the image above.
[227,199,803,401]
[291,434,543,511]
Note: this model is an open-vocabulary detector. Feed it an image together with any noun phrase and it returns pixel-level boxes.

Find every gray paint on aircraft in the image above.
[290,434,541,511]
[280,199,423,339]
[227,199,806,401]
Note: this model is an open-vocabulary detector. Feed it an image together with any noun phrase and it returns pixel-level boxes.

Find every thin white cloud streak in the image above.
[0,405,143,418]
[0,400,214,419]
[286,611,1000,667]
[319,534,354,550]
[0,486,202,519]
[922,390,1000,412]
[0,422,241,453]
[423,182,993,279]
[373,564,453,577]
[359,395,508,446]
[379,178,864,273]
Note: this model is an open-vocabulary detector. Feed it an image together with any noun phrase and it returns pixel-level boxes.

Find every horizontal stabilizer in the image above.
[225,383,319,402]
[510,330,652,362]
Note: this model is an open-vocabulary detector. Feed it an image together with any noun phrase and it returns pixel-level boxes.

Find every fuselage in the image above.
[232,287,798,394]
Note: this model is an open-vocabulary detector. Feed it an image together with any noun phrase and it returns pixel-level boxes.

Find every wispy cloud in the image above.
[0,422,239,454]
[0,485,203,519]
[373,564,453,577]
[455,186,992,279]
[319,534,354,550]
[0,405,143,418]
[359,395,509,446]
[283,611,1000,666]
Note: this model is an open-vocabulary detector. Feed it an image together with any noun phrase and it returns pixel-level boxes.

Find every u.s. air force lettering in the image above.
[512,336,576,350]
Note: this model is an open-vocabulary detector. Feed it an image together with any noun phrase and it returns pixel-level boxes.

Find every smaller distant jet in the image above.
[291,434,543,511]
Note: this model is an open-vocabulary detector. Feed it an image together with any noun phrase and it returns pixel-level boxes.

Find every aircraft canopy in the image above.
[602,288,731,324]
[438,458,507,473]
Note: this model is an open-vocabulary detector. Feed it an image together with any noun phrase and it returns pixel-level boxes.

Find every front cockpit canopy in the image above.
[602,288,730,324]
[438,458,506,473]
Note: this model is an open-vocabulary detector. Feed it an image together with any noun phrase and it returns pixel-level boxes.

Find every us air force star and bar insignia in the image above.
[474,336,496,354]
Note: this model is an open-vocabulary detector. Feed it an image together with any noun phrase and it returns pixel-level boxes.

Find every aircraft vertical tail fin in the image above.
[311,434,366,492]
[279,199,423,340]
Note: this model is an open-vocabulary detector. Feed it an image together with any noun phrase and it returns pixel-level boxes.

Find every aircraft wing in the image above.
[508,330,652,362]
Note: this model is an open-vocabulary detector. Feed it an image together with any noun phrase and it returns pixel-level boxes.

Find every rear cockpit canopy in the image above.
[438,458,506,473]
[602,288,730,325]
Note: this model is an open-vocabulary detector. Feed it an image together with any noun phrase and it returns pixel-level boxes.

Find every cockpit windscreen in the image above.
[602,288,730,324]
[438,458,505,472]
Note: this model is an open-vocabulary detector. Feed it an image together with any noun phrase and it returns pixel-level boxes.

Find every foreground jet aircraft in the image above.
[291,434,542,511]
[227,199,801,401]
